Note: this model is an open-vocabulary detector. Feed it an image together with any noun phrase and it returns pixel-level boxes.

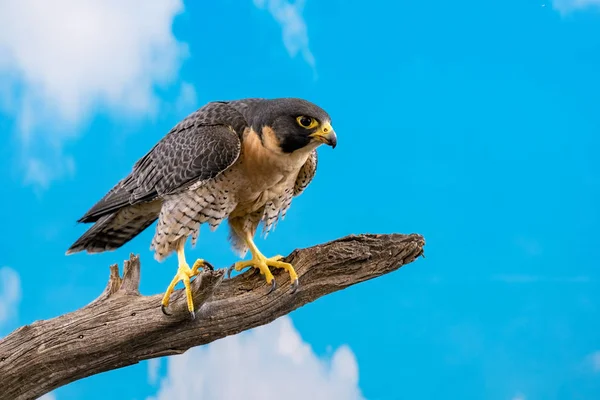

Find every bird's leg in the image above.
[161,241,212,320]
[228,232,298,294]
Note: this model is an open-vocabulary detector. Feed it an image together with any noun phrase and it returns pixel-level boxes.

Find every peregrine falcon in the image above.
[67,98,337,319]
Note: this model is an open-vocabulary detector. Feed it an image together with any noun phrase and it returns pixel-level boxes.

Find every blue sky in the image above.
[1,0,599,399]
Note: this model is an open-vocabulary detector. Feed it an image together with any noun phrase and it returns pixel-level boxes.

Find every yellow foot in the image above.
[161,258,213,320]
[227,254,298,294]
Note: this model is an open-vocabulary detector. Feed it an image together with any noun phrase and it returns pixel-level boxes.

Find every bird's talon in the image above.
[268,279,277,294]
[227,265,235,279]
[291,279,299,294]
[161,304,171,316]
[192,259,214,274]
[203,260,215,271]
[189,310,196,320]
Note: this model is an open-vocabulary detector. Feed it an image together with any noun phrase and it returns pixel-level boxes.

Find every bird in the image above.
[66,98,337,319]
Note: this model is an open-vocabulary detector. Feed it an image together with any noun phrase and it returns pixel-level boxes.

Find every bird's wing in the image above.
[79,104,244,223]
[293,149,318,196]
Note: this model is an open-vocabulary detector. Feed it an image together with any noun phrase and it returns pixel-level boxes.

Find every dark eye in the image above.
[299,116,312,127]
[296,116,318,129]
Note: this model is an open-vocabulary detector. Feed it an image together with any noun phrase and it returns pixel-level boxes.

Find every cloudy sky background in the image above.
[1,0,600,399]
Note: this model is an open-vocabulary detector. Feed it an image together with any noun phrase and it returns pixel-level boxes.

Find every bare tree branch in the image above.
[0,233,425,400]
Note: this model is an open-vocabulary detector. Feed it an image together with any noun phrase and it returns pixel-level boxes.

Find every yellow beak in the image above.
[309,123,337,148]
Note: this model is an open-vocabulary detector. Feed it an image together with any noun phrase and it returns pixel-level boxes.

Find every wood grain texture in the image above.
[0,233,425,400]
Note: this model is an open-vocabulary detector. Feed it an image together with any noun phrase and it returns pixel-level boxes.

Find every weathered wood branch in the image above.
[0,233,425,400]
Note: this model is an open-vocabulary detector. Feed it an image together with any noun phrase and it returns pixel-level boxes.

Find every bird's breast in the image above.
[226,129,312,216]
[227,162,296,216]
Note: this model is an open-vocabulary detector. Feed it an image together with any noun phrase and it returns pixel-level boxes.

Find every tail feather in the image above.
[67,202,161,255]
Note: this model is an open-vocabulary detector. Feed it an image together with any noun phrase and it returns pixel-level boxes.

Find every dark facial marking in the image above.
[250,98,330,153]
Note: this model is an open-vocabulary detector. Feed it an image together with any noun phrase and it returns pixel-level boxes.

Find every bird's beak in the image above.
[310,123,337,148]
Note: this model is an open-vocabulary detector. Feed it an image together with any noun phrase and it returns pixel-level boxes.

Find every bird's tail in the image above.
[66,203,161,255]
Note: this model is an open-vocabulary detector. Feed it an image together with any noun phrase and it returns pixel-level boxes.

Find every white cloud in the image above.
[148,316,362,400]
[512,394,526,400]
[0,0,191,189]
[148,358,161,385]
[38,393,57,400]
[0,267,21,328]
[553,0,600,13]
[174,81,198,114]
[253,0,315,68]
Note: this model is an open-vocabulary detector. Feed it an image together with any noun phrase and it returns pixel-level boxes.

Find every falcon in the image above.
[67,98,337,319]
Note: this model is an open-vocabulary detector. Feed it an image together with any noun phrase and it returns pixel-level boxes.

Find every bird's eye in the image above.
[296,116,318,129]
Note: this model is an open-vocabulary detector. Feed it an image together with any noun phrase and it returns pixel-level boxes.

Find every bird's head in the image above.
[250,98,337,153]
